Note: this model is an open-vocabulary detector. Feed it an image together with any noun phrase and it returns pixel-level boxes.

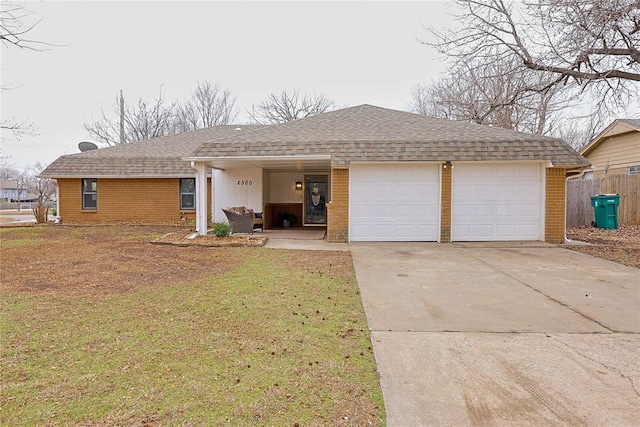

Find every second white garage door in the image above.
[350,164,440,241]
[452,164,543,241]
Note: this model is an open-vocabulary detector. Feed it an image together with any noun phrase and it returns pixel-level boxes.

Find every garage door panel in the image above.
[350,165,440,241]
[518,203,540,217]
[496,205,517,217]
[452,164,542,241]
[372,204,393,218]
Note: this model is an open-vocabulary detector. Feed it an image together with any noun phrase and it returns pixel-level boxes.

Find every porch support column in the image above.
[195,162,208,235]
[210,169,216,225]
[440,162,452,243]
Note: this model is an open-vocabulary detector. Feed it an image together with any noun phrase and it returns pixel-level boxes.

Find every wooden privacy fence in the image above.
[566,175,640,226]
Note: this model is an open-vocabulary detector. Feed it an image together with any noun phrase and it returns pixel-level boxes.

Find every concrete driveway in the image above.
[350,242,640,426]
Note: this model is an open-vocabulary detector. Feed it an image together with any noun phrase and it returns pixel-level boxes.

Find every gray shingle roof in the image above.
[621,118,640,128]
[41,105,588,178]
[191,105,588,167]
[40,125,261,178]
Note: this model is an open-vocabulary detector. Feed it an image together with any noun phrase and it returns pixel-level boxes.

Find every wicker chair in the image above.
[222,207,263,234]
[222,208,255,234]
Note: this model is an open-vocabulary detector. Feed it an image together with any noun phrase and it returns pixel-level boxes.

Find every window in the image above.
[82,178,97,210]
[628,165,640,175]
[180,178,196,210]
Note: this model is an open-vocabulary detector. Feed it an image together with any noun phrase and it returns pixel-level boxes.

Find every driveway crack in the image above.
[546,333,640,398]
[466,250,616,333]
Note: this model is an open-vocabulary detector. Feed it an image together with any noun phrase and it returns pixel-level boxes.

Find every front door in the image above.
[304,175,327,225]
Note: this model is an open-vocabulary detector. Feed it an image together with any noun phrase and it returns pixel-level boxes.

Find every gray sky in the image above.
[1,0,455,171]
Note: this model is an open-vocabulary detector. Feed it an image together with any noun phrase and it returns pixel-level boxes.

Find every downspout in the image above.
[55,181,60,223]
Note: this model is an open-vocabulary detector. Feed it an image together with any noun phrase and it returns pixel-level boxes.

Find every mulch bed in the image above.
[151,229,268,247]
[565,225,640,268]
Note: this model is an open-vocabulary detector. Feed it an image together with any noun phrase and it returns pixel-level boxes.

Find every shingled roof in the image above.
[40,125,261,178]
[189,105,588,167]
[621,118,640,128]
[41,105,588,178]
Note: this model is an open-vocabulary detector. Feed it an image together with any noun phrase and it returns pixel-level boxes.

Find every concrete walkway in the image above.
[350,242,640,426]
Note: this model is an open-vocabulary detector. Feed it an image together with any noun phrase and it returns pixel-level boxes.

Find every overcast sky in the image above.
[1,0,457,171]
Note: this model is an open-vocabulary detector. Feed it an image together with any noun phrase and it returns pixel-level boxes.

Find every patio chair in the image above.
[253,212,263,231]
[222,207,263,234]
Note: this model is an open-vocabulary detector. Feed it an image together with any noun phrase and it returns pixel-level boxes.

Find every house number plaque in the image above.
[237,180,253,185]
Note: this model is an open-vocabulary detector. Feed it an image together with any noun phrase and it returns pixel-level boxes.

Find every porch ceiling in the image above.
[197,155,331,171]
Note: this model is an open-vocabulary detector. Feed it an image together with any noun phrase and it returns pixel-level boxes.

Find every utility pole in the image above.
[119,90,125,144]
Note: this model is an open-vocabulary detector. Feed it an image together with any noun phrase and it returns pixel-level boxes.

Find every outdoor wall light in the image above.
[295,181,303,190]
[443,161,452,169]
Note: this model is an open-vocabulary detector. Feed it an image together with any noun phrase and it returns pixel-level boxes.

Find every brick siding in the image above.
[440,163,452,243]
[326,168,349,242]
[545,168,567,244]
[56,178,211,225]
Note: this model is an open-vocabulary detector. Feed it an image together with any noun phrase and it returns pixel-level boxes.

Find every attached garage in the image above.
[451,163,544,241]
[349,164,440,241]
[43,105,589,243]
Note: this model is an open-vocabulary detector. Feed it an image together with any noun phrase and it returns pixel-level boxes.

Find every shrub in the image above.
[212,222,230,237]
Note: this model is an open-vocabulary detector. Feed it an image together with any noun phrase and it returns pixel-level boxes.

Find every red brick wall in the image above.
[57,178,211,225]
[545,168,567,244]
[263,203,303,228]
[327,168,349,242]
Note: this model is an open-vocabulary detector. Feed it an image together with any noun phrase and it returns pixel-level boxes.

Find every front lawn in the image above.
[0,226,384,426]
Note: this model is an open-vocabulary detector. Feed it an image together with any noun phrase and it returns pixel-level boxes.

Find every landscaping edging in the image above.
[151,231,268,248]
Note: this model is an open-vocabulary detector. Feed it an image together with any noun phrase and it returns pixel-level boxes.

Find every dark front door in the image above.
[304,175,327,225]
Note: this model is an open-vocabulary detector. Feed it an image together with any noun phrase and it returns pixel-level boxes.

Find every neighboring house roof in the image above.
[41,105,588,178]
[40,125,262,178]
[189,105,588,168]
[0,180,21,190]
[581,118,640,157]
[621,118,640,128]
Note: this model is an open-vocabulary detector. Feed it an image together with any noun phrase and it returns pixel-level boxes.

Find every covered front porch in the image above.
[191,155,335,237]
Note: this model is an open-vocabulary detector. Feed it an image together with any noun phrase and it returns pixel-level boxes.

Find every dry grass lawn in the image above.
[0,225,385,426]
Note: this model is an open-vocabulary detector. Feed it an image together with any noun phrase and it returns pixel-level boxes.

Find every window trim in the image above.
[180,178,196,210]
[82,178,97,210]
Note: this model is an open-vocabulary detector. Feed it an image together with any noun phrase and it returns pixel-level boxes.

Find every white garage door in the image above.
[350,164,440,241]
[452,164,542,241]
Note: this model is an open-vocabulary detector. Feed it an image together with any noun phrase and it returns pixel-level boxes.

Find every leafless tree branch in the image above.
[84,81,237,146]
[424,0,640,111]
[248,89,335,124]
[0,2,54,51]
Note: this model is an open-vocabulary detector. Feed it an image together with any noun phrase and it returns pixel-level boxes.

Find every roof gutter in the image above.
[183,154,332,162]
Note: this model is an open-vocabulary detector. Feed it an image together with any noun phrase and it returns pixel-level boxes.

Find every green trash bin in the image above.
[590,194,620,229]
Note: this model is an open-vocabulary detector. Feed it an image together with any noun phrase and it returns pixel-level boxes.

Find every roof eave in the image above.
[38,173,210,179]
[581,119,640,156]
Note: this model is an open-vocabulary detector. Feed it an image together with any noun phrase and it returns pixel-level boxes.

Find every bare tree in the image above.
[173,81,238,132]
[553,114,603,151]
[409,56,570,135]
[85,81,237,146]
[84,89,176,146]
[248,89,335,124]
[30,162,54,223]
[0,116,37,141]
[426,0,640,113]
[3,166,30,211]
[0,2,48,141]
[0,1,50,50]
[0,163,19,181]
